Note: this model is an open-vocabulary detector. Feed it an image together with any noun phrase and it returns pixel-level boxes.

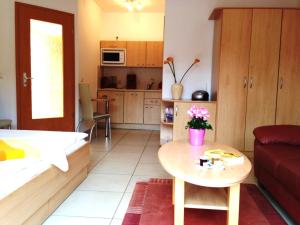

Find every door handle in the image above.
[23,72,34,87]
[279,77,283,89]
[249,77,253,89]
[243,77,248,89]
[175,106,178,117]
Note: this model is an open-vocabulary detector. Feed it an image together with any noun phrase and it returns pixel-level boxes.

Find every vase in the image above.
[171,83,183,100]
[189,128,205,146]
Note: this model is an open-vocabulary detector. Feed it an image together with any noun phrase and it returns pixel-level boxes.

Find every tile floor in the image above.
[43,129,171,225]
[43,129,256,225]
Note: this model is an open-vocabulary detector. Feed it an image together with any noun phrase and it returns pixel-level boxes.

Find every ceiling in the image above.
[96,0,165,13]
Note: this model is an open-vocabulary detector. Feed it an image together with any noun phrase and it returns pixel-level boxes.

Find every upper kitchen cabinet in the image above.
[146,41,164,67]
[126,41,147,67]
[100,41,127,49]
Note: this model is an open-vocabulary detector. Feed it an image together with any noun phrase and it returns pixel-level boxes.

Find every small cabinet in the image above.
[173,102,216,142]
[160,100,216,145]
[124,92,144,123]
[98,91,124,123]
[100,41,127,49]
[126,41,146,67]
[146,41,164,67]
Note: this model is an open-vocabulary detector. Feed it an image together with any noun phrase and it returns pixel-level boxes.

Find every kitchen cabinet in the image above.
[98,91,124,123]
[126,41,146,67]
[100,40,164,68]
[100,41,127,49]
[97,90,161,126]
[210,8,299,153]
[146,41,164,67]
[124,91,144,123]
[144,105,161,125]
[160,100,216,145]
[276,9,300,125]
[144,97,161,125]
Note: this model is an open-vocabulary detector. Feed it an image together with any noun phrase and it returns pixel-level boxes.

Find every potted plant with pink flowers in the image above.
[186,105,212,146]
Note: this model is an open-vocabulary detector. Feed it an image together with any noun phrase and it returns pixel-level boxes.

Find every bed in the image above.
[0,130,90,225]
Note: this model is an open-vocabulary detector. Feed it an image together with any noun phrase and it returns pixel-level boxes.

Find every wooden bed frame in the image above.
[0,142,90,225]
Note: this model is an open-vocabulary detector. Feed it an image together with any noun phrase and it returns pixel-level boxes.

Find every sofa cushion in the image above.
[277,158,300,201]
[254,143,300,178]
[254,125,300,146]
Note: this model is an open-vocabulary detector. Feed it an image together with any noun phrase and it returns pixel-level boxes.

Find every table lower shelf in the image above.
[184,182,228,210]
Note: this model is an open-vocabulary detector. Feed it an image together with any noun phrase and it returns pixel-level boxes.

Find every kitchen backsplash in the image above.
[101,67,162,90]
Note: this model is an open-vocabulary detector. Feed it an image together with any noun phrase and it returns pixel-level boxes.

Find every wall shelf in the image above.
[161,121,173,126]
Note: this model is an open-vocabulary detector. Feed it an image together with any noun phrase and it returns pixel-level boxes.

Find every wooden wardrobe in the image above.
[210,8,300,154]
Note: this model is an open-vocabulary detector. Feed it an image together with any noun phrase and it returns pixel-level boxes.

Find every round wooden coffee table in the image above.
[158,141,252,225]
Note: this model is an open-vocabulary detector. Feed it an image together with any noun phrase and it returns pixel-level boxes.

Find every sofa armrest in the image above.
[253,125,300,146]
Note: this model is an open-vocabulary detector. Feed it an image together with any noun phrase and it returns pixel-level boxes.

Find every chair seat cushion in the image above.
[93,113,110,119]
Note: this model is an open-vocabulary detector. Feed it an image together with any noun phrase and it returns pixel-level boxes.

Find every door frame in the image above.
[15,2,75,131]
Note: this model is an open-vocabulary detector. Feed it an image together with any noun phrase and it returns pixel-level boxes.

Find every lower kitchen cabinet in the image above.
[144,97,161,125]
[124,92,144,124]
[98,91,124,123]
[144,105,161,124]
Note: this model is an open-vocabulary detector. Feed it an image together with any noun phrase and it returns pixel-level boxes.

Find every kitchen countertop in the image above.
[98,88,162,92]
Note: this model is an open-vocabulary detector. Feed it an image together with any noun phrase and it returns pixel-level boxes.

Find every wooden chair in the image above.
[78,83,111,139]
[76,119,96,143]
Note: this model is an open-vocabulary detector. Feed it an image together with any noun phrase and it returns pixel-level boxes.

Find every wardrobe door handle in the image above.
[249,77,253,89]
[244,77,248,89]
[279,77,283,89]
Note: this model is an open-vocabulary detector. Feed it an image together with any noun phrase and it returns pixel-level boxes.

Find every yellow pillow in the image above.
[0,140,25,161]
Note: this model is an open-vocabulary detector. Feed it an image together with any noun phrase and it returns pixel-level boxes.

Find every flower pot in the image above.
[189,128,205,146]
[171,83,183,100]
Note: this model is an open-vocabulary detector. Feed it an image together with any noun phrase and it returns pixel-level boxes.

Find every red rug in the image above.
[122,179,286,225]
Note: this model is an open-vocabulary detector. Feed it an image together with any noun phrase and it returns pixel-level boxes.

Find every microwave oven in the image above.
[101,48,126,66]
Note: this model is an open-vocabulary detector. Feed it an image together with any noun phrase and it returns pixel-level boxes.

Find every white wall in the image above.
[163,0,300,99]
[78,0,102,99]
[101,12,164,41]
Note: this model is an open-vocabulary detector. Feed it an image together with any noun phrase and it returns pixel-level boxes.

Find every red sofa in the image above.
[253,125,300,224]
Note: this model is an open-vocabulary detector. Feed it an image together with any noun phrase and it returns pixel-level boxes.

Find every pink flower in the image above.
[186,105,212,130]
[187,110,193,117]
[187,105,210,120]
[187,105,198,117]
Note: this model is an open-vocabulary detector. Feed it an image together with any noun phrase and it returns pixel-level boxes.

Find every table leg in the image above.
[227,183,240,225]
[174,177,185,225]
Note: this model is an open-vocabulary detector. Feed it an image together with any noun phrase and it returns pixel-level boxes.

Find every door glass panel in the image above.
[30,19,64,119]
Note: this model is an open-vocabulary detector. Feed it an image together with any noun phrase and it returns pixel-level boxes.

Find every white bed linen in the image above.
[0,130,88,200]
[0,129,87,171]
